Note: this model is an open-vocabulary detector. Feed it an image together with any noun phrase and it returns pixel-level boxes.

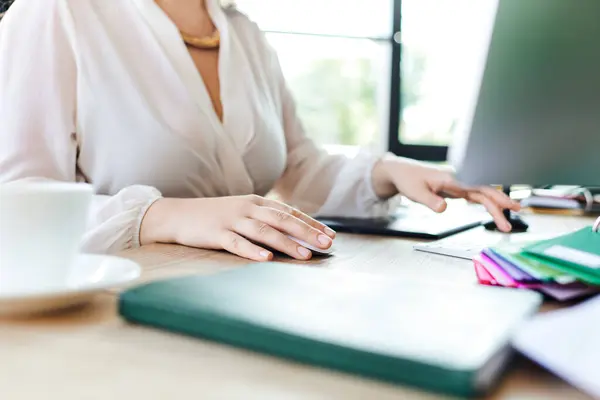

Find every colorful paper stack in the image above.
[473,226,600,301]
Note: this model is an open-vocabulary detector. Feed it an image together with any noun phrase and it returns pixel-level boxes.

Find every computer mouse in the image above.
[287,235,334,256]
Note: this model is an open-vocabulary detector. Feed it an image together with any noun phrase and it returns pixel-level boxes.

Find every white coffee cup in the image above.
[0,181,93,294]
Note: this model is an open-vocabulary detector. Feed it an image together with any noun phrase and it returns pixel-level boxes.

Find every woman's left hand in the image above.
[371,154,520,232]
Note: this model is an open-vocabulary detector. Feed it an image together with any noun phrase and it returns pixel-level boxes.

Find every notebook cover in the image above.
[475,254,542,289]
[474,257,499,286]
[118,263,542,397]
[523,228,600,285]
[481,248,537,283]
[517,252,600,286]
[474,255,594,301]
[489,245,573,283]
[474,254,521,288]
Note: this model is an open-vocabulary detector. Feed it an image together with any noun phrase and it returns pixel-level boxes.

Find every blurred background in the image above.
[0,0,497,162]
[236,0,496,161]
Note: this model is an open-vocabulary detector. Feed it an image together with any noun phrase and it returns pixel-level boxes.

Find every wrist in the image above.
[139,197,181,245]
[371,153,398,199]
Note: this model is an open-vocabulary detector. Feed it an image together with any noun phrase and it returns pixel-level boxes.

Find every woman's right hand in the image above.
[140,195,335,261]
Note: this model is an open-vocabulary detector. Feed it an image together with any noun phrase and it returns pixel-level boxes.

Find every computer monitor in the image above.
[449,0,600,231]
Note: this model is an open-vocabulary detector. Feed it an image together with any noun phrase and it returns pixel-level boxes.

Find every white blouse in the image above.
[0,0,390,254]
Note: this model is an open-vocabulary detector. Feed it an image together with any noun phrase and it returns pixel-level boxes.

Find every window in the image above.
[236,0,493,161]
[0,0,12,14]
[397,0,496,161]
[235,0,394,155]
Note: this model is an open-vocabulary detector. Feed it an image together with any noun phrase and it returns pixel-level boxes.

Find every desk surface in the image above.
[0,212,595,399]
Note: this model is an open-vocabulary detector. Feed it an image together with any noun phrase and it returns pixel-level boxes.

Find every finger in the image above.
[476,186,521,211]
[468,192,512,232]
[436,180,470,199]
[252,206,333,250]
[406,185,448,213]
[220,231,273,262]
[440,181,521,212]
[438,187,468,199]
[234,218,312,260]
[260,198,335,238]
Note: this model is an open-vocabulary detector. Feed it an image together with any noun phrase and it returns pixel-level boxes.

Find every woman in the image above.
[0,0,518,261]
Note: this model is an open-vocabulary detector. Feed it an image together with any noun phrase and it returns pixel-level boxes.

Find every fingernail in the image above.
[260,251,272,260]
[504,222,512,231]
[435,200,446,212]
[318,234,332,246]
[298,246,311,259]
[325,227,336,238]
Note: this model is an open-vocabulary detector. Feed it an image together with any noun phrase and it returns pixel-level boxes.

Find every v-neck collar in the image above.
[131,0,256,196]
[131,0,229,132]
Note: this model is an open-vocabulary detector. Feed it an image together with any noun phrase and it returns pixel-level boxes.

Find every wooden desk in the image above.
[0,212,595,399]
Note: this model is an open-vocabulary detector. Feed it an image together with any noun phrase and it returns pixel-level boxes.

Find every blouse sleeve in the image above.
[267,45,392,218]
[0,0,162,254]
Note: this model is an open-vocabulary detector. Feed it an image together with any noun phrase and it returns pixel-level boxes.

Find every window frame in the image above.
[388,0,448,162]
[0,0,12,14]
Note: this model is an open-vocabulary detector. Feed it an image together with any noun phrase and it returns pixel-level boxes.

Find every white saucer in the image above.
[0,254,141,317]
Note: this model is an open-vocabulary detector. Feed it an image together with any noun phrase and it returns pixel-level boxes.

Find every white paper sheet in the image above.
[513,295,600,398]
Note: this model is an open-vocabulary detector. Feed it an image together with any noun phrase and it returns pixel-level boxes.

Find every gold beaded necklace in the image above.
[180,29,220,50]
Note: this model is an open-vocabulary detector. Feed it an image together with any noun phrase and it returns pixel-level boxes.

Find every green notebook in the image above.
[118,264,542,398]
[523,227,600,285]
[490,244,576,284]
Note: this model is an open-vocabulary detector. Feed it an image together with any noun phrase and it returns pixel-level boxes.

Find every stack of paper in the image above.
[520,185,600,214]
[513,294,600,398]
[473,227,600,301]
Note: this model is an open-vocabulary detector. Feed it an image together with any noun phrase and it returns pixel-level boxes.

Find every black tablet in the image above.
[317,207,486,240]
